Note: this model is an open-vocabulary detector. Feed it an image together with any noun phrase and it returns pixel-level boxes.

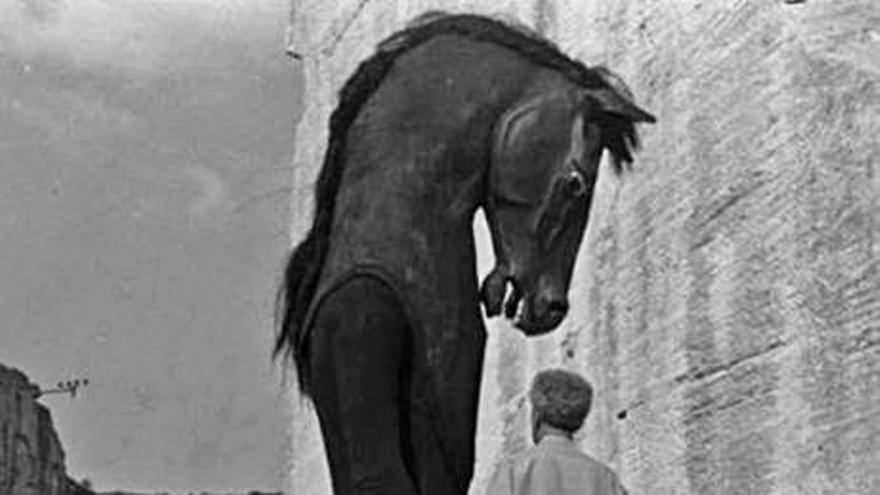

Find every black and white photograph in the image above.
[2,1,877,494]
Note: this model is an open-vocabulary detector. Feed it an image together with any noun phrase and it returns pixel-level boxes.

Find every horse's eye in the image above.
[564,171,587,197]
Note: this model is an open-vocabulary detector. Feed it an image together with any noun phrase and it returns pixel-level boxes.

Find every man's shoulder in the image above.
[576,451,623,479]
[567,447,612,466]
[513,439,613,468]
[538,440,624,481]
[489,442,628,495]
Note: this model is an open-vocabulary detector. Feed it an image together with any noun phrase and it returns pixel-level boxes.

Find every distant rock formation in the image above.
[0,363,82,495]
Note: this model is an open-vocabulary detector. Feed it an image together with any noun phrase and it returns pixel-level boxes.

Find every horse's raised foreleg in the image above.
[309,276,418,495]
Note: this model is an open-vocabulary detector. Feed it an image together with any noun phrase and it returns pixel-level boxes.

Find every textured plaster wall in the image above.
[0,364,67,495]
[285,1,879,493]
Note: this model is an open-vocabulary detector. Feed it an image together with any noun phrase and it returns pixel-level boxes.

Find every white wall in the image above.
[286,1,879,493]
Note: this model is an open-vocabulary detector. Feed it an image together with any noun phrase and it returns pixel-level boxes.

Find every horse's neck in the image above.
[329,147,482,271]
[325,121,487,303]
[325,36,545,293]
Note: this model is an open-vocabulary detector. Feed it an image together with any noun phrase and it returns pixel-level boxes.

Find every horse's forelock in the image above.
[584,110,639,175]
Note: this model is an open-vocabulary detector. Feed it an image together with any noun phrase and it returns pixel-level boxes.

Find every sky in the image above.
[0,0,301,492]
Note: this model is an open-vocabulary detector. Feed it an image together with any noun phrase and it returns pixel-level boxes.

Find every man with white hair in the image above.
[486,369,628,495]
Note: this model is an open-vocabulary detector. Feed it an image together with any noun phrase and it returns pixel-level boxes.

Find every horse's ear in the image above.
[584,88,657,123]
[583,66,656,123]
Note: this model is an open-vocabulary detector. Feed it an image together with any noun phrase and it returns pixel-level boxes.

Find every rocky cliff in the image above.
[0,364,68,495]
[285,1,878,493]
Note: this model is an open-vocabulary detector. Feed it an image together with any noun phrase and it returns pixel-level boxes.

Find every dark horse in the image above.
[276,12,655,495]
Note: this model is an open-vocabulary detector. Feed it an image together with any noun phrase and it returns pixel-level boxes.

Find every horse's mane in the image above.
[275,12,642,394]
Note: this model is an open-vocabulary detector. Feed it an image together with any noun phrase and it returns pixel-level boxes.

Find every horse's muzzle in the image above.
[514,295,568,335]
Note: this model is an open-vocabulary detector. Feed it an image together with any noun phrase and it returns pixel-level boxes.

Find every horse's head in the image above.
[481,76,655,335]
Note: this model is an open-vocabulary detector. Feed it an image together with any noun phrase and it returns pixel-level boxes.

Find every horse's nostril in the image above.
[547,300,569,317]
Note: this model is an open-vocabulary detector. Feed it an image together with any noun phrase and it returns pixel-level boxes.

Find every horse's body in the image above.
[277,13,654,495]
